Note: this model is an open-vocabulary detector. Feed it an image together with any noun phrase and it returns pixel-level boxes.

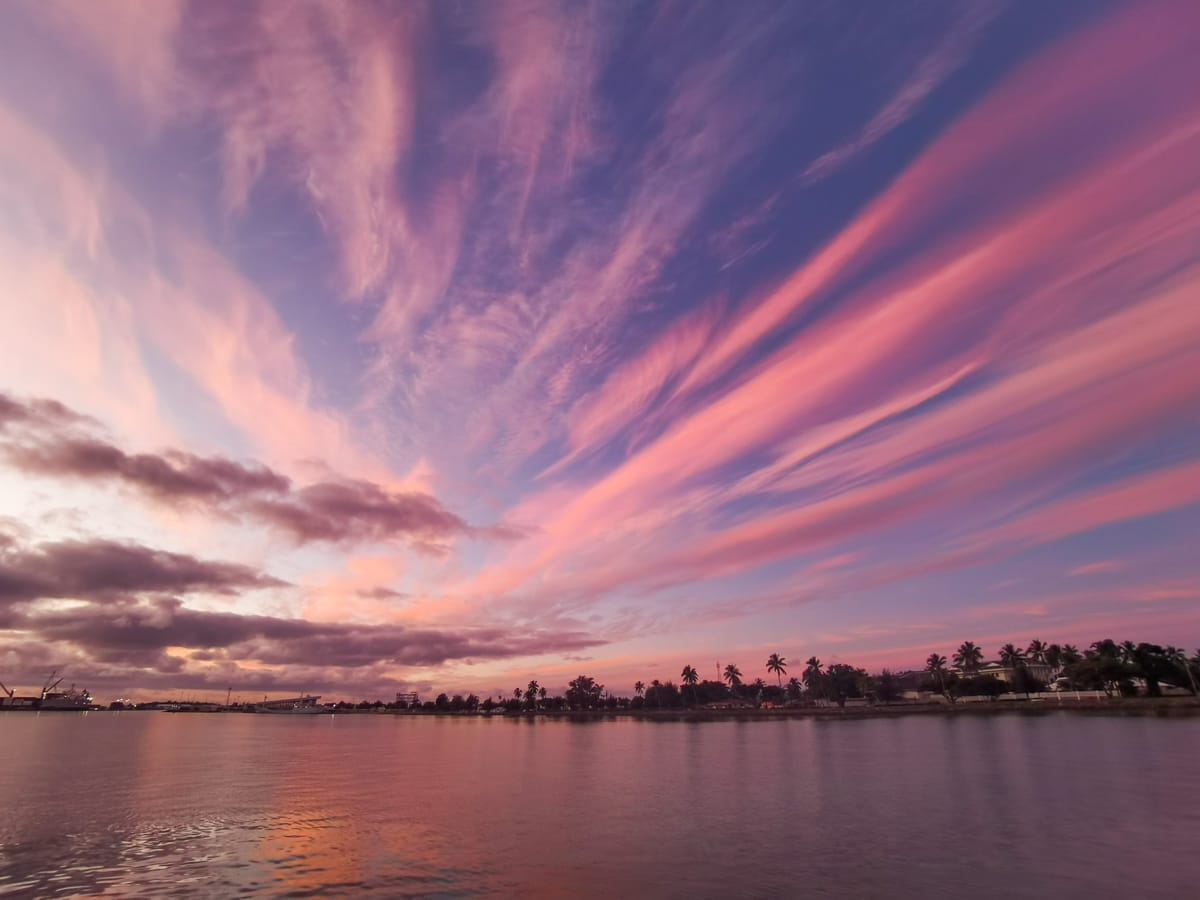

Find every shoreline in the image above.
[6,697,1198,720]
[502,697,1200,721]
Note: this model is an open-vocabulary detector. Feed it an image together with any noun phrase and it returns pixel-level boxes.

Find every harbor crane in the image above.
[41,671,65,699]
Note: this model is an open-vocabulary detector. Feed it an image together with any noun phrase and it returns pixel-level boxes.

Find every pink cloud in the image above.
[544,302,722,475]
[675,0,1200,405]
[800,4,999,184]
[983,459,1200,549]
[200,3,419,299]
[1069,561,1124,577]
[23,0,185,129]
[456,3,1200,616]
[0,93,408,489]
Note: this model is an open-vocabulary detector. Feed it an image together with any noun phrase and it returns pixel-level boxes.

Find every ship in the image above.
[0,671,93,710]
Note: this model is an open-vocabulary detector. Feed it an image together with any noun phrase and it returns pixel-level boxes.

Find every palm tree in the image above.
[766,653,787,686]
[953,641,983,674]
[723,664,743,695]
[926,653,948,693]
[1026,639,1048,664]
[1061,644,1082,665]
[525,680,540,711]
[786,677,802,701]
[538,686,547,705]
[634,681,645,699]
[1045,643,1063,673]
[998,643,1025,667]
[680,665,699,706]
[802,657,824,699]
[998,644,1026,689]
[650,679,662,709]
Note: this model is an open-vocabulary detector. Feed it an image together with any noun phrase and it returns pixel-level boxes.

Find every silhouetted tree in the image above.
[802,657,824,698]
[566,675,604,710]
[825,664,867,707]
[953,642,983,674]
[723,664,743,695]
[958,675,1007,700]
[766,653,787,686]
[785,677,802,701]
[1066,653,1132,696]
[644,680,682,709]
[681,665,699,706]
[999,643,1026,670]
[875,670,902,704]
[1125,643,1174,697]
[1166,647,1199,695]
[1045,643,1064,673]
[1026,639,1048,664]
[1013,668,1045,695]
[926,653,948,694]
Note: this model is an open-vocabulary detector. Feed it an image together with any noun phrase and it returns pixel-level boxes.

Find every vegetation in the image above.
[723,664,743,691]
[680,665,700,706]
[264,637,1198,717]
[766,653,787,686]
[953,641,983,674]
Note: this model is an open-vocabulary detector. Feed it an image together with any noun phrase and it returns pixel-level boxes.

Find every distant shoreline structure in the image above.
[4,639,1196,714]
[4,695,1198,720]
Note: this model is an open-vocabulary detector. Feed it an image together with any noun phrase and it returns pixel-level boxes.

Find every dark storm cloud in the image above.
[18,595,601,668]
[247,480,467,544]
[5,436,290,501]
[4,591,606,696]
[0,637,421,697]
[0,527,604,692]
[0,538,284,604]
[0,392,92,430]
[0,390,515,548]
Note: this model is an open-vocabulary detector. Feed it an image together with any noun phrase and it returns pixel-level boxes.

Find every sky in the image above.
[1,0,1199,702]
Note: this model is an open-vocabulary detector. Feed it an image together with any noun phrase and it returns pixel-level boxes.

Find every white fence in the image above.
[956,690,1109,704]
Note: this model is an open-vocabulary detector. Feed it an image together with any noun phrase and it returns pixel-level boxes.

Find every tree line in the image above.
[318,638,1200,712]
[925,638,1200,701]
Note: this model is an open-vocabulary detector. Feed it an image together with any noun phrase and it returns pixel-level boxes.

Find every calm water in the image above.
[0,712,1197,898]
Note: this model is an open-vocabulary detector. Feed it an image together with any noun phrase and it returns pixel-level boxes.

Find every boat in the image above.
[0,671,93,710]
[253,695,326,714]
[38,671,93,709]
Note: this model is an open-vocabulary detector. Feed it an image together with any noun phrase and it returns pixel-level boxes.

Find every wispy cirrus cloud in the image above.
[800,1,1003,185]
[450,0,1200,628]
